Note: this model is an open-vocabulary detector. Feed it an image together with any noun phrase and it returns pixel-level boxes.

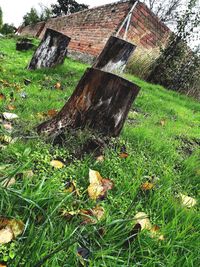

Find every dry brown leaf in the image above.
[119,153,129,159]
[0,263,7,267]
[80,206,105,224]
[150,225,165,240]
[47,109,58,117]
[0,217,24,245]
[50,160,64,169]
[134,212,152,231]
[179,193,197,208]
[141,181,154,191]
[0,93,6,101]
[133,214,165,241]
[7,105,16,111]
[88,169,113,200]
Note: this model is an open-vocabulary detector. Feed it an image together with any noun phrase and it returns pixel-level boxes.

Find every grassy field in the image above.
[0,37,199,267]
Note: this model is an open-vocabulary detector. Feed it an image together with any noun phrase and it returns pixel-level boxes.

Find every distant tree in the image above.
[23,8,40,26]
[148,0,200,98]
[38,4,53,21]
[0,23,16,35]
[0,7,3,29]
[143,0,184,24]
[22,6,53,26]
[51,0,89,17]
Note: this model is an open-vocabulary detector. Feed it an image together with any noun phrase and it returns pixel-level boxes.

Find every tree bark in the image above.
[27,28,71,70]
[37,67,140,137]
[93,36,136,73]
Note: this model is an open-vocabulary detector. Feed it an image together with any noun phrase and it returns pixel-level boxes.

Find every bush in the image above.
[126,47,160,79]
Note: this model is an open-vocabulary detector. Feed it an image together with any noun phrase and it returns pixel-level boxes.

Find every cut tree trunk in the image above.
[37,68,140,137]
[27,28,71,70]
[16,38,35,51]
[93,36,136,73]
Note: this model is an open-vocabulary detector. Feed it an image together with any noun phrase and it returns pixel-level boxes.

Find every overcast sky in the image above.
[0,0,116,27]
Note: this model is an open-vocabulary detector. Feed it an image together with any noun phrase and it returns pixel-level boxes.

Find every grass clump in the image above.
[0,37,200,267]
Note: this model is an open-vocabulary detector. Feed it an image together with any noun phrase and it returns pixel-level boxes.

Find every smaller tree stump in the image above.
[16,38,35,51]
[37,68,140,137]
[27,28,71,70]
[93,36,136,73]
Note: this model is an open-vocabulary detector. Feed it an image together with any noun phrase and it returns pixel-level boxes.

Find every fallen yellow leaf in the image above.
[50,160,64,169]
[0,226,13,245]
[0,135,12,144]
[1,177,16,187]
[134,212,152,231]
[160,120,166,126]
[0,218,24,245]
[141,181,154,191]
[7,105,16,111]
[88,169,113,200]
[96,155,104,162]
[55,82,61,89]
[179,193,197,208]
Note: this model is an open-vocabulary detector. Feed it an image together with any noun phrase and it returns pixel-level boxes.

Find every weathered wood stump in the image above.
[37,68,140,137]
[93,36,136,73]
[27,28,71,70]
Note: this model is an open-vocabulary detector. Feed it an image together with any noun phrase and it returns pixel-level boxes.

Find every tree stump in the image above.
[93,36,136,73]
[16,38,35,51]
[27,28,71,70]
[37,68,140,137]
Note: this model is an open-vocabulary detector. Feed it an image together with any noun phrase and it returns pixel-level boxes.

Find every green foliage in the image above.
[51,0,89,16]
[22,6,53,26]
[23,8,40,26]
[0,23,16,35]
[0,243,17,262]
[0,38,199,267]
[148,0,200,100]
[0,6,3,29]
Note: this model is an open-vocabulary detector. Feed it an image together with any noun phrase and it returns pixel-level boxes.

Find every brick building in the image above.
[18,0,171,63]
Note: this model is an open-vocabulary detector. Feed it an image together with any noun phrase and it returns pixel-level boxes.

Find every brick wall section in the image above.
[19,1,171,56]
[39,0,131,56]
[18,22,45,38]
[125,2,170,49]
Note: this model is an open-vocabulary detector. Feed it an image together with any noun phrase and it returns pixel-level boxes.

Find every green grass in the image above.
[0,37,199,267]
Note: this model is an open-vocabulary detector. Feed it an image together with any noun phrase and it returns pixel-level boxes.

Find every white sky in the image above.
[0,0,116,27]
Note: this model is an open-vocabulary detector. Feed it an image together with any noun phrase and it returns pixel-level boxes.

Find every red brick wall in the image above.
[19,1,171,56]
[39,0,131,56]
[18,22,45,38]
[126,2,170,49]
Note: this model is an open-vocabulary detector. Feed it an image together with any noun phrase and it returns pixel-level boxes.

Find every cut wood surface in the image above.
[27,28,71,70]
[37,67,140,137]
[93,36,136,73]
